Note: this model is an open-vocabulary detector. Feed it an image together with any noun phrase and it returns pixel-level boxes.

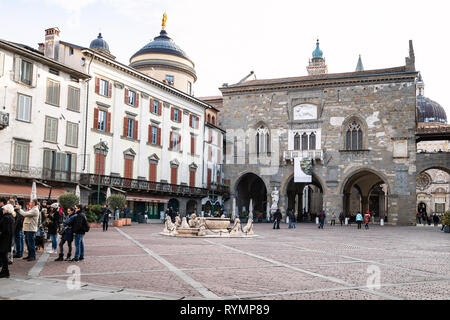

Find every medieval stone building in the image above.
[217,40,420,225]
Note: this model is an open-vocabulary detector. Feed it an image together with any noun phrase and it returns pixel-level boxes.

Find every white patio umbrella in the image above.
[75,185,81,202]
[106,187,111,199]
[248,199,253,221]
[266,202,270,222]
[31,181,37,201]
[231,197,236,221]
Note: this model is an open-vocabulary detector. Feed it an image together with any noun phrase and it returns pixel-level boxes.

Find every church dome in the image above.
[417,95,447,124]
[130,29,191,63]
[89,33,110,52]
[312,40,323,59]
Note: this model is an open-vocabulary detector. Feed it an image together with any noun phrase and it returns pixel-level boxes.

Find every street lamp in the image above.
[96,140,109,204]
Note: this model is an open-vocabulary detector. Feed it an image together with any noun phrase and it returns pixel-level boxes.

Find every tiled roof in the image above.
[225,66,410,89]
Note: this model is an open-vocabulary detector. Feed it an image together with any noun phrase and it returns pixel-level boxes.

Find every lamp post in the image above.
[211,181,217,215]
[96,140,109,205]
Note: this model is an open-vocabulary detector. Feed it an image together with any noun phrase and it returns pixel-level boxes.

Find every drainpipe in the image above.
[82,54,94,172]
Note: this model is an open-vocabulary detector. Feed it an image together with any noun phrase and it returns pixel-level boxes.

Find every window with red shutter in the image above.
[189,170,195,187]
[95,77,100,94]
[158,101,162,116]
[169,131,173,149]
[133,120,138,140]
[135,93,139,107]
[177,135,181,151]
[189,114,192,127]
[179,110,182,123]
[171,107,174,121]
[95,152,105,175]
[149,163,157,182]
[171,167,177,185]
[106,112,111,132]
[150,99,154,113]
[148,125,152,143]
[157,128,161,145]
[93,108,99,129]
[190,136,195,154]
[124,157,133,179]
[124,88,129,104]
[123,117,128,137]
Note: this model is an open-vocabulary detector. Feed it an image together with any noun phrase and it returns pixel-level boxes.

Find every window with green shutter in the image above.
[67,86,80,111]
[17,93,32,122]
[66,122,78,147]
[13,140,29,171]
[46,79,60,106]
[45,116,58,143]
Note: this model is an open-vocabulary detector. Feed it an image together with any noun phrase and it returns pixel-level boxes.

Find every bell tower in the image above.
[307,39,328,75]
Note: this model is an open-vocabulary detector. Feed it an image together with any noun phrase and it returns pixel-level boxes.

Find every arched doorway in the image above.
[186,200,197,215]
[286,175,323,222]
[342,170,389,221]
[168,198,179,212]
[416,168,450,217]
[235,173,267,216]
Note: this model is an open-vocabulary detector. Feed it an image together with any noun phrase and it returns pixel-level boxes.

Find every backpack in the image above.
[81,214,90,233]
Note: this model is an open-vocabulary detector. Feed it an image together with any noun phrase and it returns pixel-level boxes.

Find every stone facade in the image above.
[220,58,418,225]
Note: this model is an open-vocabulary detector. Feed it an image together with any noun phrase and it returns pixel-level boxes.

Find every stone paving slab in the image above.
[3,223,450,300]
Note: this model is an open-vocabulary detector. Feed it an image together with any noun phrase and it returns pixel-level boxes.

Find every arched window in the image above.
[302,133,308,151]
[207,114,211,123]
[346,121,363,151]
[294,133,301,150]
[256,125,269,156]
[212,116,215,125]
[309,133,316,150]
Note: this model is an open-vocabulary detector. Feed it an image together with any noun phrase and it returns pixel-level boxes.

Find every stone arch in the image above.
[234,172,268,214]
[339,166,392,196]
[341,115,369,151]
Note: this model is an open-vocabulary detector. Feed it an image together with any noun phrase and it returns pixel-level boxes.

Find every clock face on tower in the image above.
[293,104,317,121]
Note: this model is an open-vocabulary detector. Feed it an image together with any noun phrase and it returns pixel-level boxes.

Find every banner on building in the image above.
[294,157,312,183]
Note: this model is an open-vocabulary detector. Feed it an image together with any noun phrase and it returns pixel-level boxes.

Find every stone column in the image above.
[361,196,369,213]
[323,193,343,216]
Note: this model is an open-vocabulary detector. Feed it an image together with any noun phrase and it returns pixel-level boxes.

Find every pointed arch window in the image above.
[294,133,301,150]
[346,121,363,151]
[309,133,316,150]
[256,125,269,156]
[302,133,308,151]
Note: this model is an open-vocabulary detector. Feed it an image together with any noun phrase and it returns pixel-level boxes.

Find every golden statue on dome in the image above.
[162,13,167,30]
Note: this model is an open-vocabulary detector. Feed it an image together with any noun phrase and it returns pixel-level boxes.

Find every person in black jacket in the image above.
[101,205,111,232]
[55,207,76,262]
[45,207,59,254]
[0,204,15,278]
[71,205,89,262]
[273,209,282,229]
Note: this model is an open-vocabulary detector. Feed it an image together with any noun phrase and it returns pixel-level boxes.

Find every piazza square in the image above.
[1,222,449,300]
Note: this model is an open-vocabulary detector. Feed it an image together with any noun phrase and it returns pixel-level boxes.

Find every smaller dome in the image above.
[312,39,323,59]
[417,95,447,124]
[90,33,110,52]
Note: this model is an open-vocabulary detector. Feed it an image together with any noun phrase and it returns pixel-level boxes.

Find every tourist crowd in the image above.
[0,198,90,278]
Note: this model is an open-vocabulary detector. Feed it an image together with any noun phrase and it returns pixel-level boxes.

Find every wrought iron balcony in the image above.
[79,174,209,198]
[0,112,9,129]
[283,150,323,162]
[0,163,80,183]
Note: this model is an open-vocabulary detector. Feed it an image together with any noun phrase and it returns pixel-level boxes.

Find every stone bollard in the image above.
[345,218,349,225]
[380,219,384,226]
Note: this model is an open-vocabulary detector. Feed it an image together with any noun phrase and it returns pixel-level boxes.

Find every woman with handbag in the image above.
[54,207,76,262]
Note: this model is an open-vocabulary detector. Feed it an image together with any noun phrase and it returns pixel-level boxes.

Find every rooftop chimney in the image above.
[44,27,61,61]
[405,40,415,72]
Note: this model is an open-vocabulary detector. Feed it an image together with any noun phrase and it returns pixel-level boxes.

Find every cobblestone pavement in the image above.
[1,223,449,300]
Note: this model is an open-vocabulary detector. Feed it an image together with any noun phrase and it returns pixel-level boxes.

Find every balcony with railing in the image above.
[283,150,323,162]
[0,163,80,183]
[79,174,209,198]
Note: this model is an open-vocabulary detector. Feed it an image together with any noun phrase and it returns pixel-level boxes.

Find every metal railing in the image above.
[79,173,210,198]
[283,150,323,161]
[0,163,80,183]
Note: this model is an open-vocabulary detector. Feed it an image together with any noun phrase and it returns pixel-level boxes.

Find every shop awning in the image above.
[0,183,67,200]
[126,195,169,203]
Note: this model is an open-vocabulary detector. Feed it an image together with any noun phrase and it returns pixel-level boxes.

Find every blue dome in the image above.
[312,40,323,59]
[417,95,447,124]
[130,29,191,62]
[89,33,110,52]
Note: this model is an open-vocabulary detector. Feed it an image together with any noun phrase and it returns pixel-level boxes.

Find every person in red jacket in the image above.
[364,211,371,230]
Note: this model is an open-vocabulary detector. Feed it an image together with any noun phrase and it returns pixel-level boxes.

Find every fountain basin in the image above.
[177,228,200,236]
[204,218,230,230]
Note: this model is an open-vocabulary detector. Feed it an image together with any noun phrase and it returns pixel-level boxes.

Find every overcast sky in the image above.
[1,0,449,116]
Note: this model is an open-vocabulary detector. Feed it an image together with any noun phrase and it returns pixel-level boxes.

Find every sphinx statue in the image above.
[181,217,190,229]
[230,218,242,236]
[188,214,198,228]
[242,218,254,235]
[174,216,181,228]
[163,216,177,236]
